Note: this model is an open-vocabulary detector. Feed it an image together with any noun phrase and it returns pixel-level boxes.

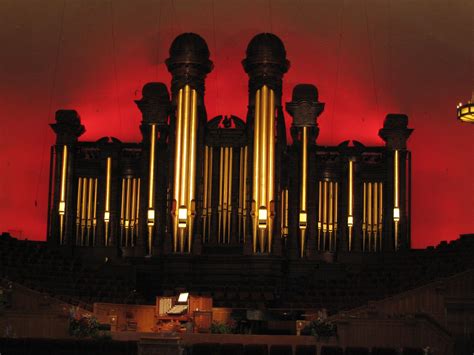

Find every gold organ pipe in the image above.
[300,127,308,256]
[363,182,367,251]
[187,89,198,252]
[259,87,268,246]
[378,182,383,251]
[59,145,68,244]
[242,146,247,243]
[267,89,275,252]
[348,161,354,251]
[208,148,213,242]
[222,148,229,243]
[148,124,156,209]
[373,182,378,251]
[131,178,137,246]
[76,178,82,244]
[228,148,233,243]
[328,182,334,251]
[394,149,400,250]
[172,89,184,252]
[120,179,125,245]
[280,189,285,237]
[179,86,190,208]
[318,181,322,250]
[334,182,338,250]
[136,178,140,225]
[238,147,243,239]
[218,147,224,243]
[104,157,111,246]
[81,177,88,246]
[87,178,93,235]
[125,178,131,246]
[284,189,289,233]
[92,178,97,245]
[322,180,328,250]
[252,89,261,253]
[367,182,372,251]
[203,146,209,241]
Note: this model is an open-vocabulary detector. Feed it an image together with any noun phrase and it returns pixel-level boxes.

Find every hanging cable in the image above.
[34,0,67,208]
[109,0,122,135]
[330,0,345,143]
[364,0,379,114]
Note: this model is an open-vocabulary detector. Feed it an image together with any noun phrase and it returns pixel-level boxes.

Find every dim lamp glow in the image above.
[258,207,268,229]
[456,93,474,123]
[178,207,187,228]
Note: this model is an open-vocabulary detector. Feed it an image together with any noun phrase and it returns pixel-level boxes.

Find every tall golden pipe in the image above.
[92,178,97,245]
[125,178,131,246]
[393,149,400,250]
[363,182,367,251]
[179,86,191,211]
[348,160,354,251]
[81,177,88,246]
[367,182,372,251]
[280,189,285,237]
[76,177,82,245]
[59,145,68,244]
[104,157,111,246]
[203,146,209,241]
[334,182,338,232]
[242,146,247,243]
[87,178,93,245]
[322,180,328,250]
[208,148,213,242]
[218,147,224,243]
[148,124,156,209]
[187,89,198,252]
[136,178,140,225]
[373,182,378,251]
[318,181,322,250]
[252,89,261,253]
[328,182,334,251]
[378,182,383,251]
[172,89,184,252]
[300,127,308,256]
[131,178,137,246]
[238,147,243,239]
[267,89,275,252]
[228,148,234,243]
[120,178,125,246]
[284,189,288,235]
[259,86,268,220]
[222,147,229,243]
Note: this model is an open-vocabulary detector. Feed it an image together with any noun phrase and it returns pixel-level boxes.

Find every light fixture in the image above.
[258,207,267,229]
[457,92,474,123]
[178,206,187,228]
[299,212,307,229]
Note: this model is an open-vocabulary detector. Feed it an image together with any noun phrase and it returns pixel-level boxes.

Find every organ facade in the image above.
[47,33,413,258]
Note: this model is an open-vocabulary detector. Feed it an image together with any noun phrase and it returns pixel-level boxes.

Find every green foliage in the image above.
[210,321,235,334]
[304,319,337,339]
[68,313,100,338]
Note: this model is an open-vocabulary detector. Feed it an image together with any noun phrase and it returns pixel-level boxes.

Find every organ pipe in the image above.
[58,145,68,244]
[317,181,322,250]
[362,181,383,252]
[75,177,82,245]
[119,177,140,247]
[147,124,156,254]
[172,85,199,253]
[347,160,354,251]
[242,146,248,243]
[104,157,111,246]
[393,149,400,250]
[299,126,308,257]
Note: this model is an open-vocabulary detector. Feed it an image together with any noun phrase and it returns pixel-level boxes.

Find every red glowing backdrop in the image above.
[0,0,472,248]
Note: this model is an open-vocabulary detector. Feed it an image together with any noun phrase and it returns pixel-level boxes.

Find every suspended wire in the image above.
[155,0,163,81]
[330,0,346,144]
[109,0,122,135]
[363,0,380,114]
[210,0,220,115]
[34,0,67,208]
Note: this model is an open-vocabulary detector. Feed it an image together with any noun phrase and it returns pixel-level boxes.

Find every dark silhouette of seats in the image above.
[244,344,269,355]
[295,345,317,355]
[345,347,369,355]
[371,348,398,355]
[193,342,221,355]
[402,348,424,355]
[320,346,343,355]
[220,343,244,355]
[269,344,292,355]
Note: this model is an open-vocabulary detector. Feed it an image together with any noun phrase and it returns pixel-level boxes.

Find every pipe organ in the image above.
[47,33,413,258]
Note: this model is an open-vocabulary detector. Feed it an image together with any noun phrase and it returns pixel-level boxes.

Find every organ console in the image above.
[47,33,413,257]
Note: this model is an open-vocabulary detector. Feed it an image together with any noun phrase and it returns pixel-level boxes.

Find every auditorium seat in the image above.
[344,347,369,355]
[320,346,343,355]
[220,343,244,355]
[402,348,424,355]
[193,342,220,355]
[371,348,398,355]
[295,345,317,355]
[244,344,269,355]
[269,344,292,355]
